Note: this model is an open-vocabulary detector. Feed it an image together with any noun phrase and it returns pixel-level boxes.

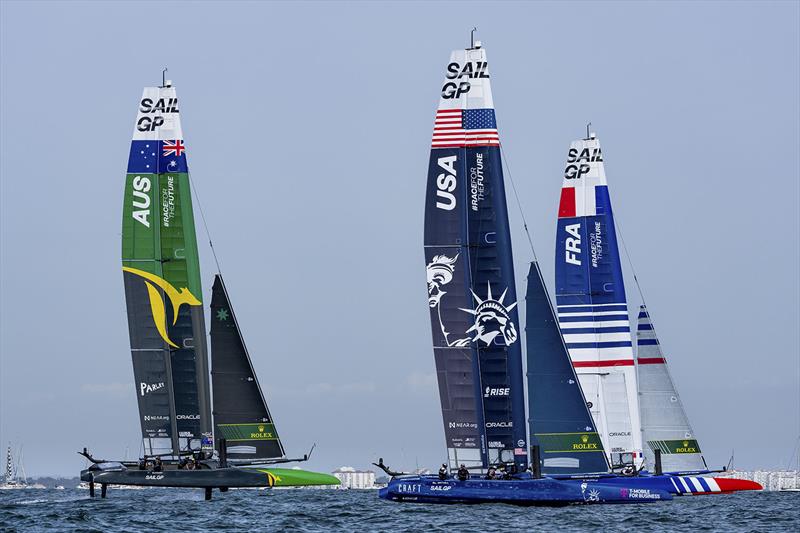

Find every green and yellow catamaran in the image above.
[80,77,338,499]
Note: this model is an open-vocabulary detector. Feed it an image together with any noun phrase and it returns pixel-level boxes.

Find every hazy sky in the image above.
[1,1,798,477]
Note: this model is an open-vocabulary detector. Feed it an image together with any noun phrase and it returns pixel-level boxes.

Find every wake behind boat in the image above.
[80,78,338,499]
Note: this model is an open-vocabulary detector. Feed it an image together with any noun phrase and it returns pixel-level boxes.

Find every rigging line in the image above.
[499,143,537,261]
[187,171,223,276]
[612,211,648,310]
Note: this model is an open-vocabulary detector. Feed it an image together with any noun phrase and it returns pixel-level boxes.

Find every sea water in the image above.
[1,488,797,532]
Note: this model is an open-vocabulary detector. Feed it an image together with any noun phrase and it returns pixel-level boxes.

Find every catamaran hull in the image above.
[81,467,272,489]
[585,474,762,495]
[80,465,339,489]
[379,475,670,505]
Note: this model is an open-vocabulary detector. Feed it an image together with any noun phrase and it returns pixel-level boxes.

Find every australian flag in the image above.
[127,139,188,173]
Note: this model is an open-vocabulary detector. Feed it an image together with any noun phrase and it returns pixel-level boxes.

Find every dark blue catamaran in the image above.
[378,41,668,505]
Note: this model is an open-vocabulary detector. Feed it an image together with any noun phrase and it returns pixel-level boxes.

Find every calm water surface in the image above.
[1,488,798,532]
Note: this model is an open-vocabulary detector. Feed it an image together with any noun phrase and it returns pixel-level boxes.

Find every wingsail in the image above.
[526,262,609,474]
[424,44,527,471]
[210,275,285,462]
[121,83,212,457]
[553,133,642,466]
[636,305,707,472]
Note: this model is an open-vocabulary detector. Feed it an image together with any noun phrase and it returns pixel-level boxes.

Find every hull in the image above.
[379,475,670,505]
[80,464,339,489]
[559,473,762,496]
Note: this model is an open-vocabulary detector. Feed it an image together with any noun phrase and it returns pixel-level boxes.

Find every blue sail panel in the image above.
[553,134,642,465]
[424,46,527,471]
[526,261,609,475]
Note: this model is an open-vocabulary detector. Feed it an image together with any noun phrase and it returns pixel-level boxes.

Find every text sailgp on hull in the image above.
[80,78,339,498]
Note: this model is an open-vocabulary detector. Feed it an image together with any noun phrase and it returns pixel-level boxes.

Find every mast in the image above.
[424,41,527,472]
[122,79,211,458]
[553,132,643,467]
[4,445,12,483]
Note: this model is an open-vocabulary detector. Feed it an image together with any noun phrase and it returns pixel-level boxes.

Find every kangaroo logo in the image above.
[123,266,201,348]
[460,283,518,346]
[262,471,282,487]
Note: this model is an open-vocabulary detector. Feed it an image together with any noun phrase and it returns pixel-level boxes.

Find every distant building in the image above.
[332,467,376,489]
[716,470,799,491]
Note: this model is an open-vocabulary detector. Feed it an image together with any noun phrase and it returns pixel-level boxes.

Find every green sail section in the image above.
[122,84,211,457]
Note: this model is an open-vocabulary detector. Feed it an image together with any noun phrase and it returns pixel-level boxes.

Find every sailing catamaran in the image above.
[379,40,672,505]
[79,79,338,499]
[551,132,760,494]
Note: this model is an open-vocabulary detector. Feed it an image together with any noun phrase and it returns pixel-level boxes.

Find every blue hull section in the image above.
[379,475,670,505]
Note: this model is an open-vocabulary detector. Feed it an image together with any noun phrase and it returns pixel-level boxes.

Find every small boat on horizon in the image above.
[1,444,46,490]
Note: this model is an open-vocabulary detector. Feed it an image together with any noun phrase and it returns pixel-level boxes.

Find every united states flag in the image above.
[431,108,500,148]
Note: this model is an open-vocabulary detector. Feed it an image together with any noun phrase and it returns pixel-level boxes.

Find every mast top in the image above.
[161,68,172,88]
[585,122,596,140]
[469,27,482,50]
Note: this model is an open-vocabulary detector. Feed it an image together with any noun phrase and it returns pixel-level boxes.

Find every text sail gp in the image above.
[424,41,527,473]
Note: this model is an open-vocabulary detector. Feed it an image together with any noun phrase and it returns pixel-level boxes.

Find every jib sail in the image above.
[636,305,707,472]
[210,275,285,461]
[122,82,212,456]
[526,261,609,474]
[424,44,527,472]
[553,132,642,466]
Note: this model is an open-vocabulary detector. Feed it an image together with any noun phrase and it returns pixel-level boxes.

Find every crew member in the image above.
[438,463,448,480]
[153,456,163,472]
[486,466,497,480]
[457,464,469,482]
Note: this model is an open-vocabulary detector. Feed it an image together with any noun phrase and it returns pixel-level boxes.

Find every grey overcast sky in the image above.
[1,1,798,477]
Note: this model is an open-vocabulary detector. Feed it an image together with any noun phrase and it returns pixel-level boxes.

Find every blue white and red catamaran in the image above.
[552,132,761,494]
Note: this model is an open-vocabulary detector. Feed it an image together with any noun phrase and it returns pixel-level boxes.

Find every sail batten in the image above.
[425,46,527,472]
[553,134,642,466]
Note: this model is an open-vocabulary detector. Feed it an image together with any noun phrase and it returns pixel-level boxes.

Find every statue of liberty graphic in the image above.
[426,254,518,348]
[460,283,518,346]
[427,254,470,347]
